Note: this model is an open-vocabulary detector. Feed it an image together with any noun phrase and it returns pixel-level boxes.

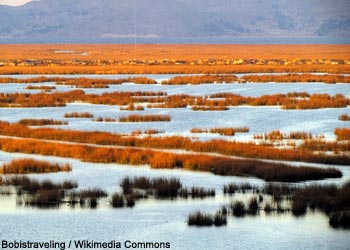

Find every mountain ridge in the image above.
[1,0,349,40]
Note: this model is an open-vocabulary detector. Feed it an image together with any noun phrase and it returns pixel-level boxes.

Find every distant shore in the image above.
[0,44,350,75]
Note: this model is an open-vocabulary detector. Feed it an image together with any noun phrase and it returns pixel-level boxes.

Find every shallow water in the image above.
[1,206,349,250]
[1,79,350,97]
[0,103,348,142]
[0,79,349,249]
[0,150,349,249]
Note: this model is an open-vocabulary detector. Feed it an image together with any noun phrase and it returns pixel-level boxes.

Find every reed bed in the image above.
[0,159,71,174]
[187,211,227,227]
[0,137,342,182]
[64,112,93,118]
[119,114,171,122]
[18,119,67,126]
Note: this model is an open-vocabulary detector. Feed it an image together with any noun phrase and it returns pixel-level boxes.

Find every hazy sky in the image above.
[0,0,33,6]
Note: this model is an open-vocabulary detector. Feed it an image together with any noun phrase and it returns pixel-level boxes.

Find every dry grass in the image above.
[18,119,67,126]
[339,114,350,121]
[335,128,350,140]
[119,114,170,122]
[0,158,71,174]
[64,112,93,118]
[0,121,348,165]
[1,44,350,74]
[0,137,342,182]
[1,44,350,61]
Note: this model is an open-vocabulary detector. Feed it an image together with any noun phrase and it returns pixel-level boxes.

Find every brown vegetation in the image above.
[1,44,350,62]
[1,44,350,74]
[335,128,350,140]
[56,77,157,88]
[191,106,229,111]
[2,176,77,194]
[223,183,259,195]
[188,211,227,227]
[0,121,348,165]
[242,74,350,84]
[0,76,65,84]
[191,127,249,136]
[120,176,181,198]
[57,78,119,88]
[162,74,350,85]
[111,193,125,208]
[64,112,93,118]
[0,90,167,108]
[300,140,350,153]
[254,130,313,141]
[0,91,69,107]
[119,114,170,122]
[0,158,71,174]
[0,90,348,110]
[291,184,350,218]
[25,85,56,92]
[131,129,164,135]
[1,176,77,207]
[219,181,350,228]
[220,181,350,228]
[162,75,238,85]
[330,211,350,229]
[0,137,342,182]
[120,103,145,111]
[0,76,157,87]
[93,117,116,122]
[69,188,108,208]
[18,119,67,126]
[339,114,350,121]
[179,187,215,199]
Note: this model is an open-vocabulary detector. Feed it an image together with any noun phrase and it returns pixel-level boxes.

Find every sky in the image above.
[0,0,33,6]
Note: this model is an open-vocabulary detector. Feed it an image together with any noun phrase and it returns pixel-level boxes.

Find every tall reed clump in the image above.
[120,103,145,111]
[69,188,108,208]
[120,176,181,198]
[339,114,350,121]
[223,183,259,195]
[111,193,125,208]
[335,128,350,140]
[247,197,259,215]
[27,189,62,207]
[187,210,227,227]
[112,193,136,208]
[178,187,215,199]
[329,211,350,229]
[289,183,350,228]
[0,159,71,174]
[231,201,246,217]
[93,117,116,122]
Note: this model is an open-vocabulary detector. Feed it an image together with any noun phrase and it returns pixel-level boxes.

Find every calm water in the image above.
[0,79,349,250]
[0,151,349,250]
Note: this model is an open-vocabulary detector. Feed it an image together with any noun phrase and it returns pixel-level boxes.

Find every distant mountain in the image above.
[0,0,349,40]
